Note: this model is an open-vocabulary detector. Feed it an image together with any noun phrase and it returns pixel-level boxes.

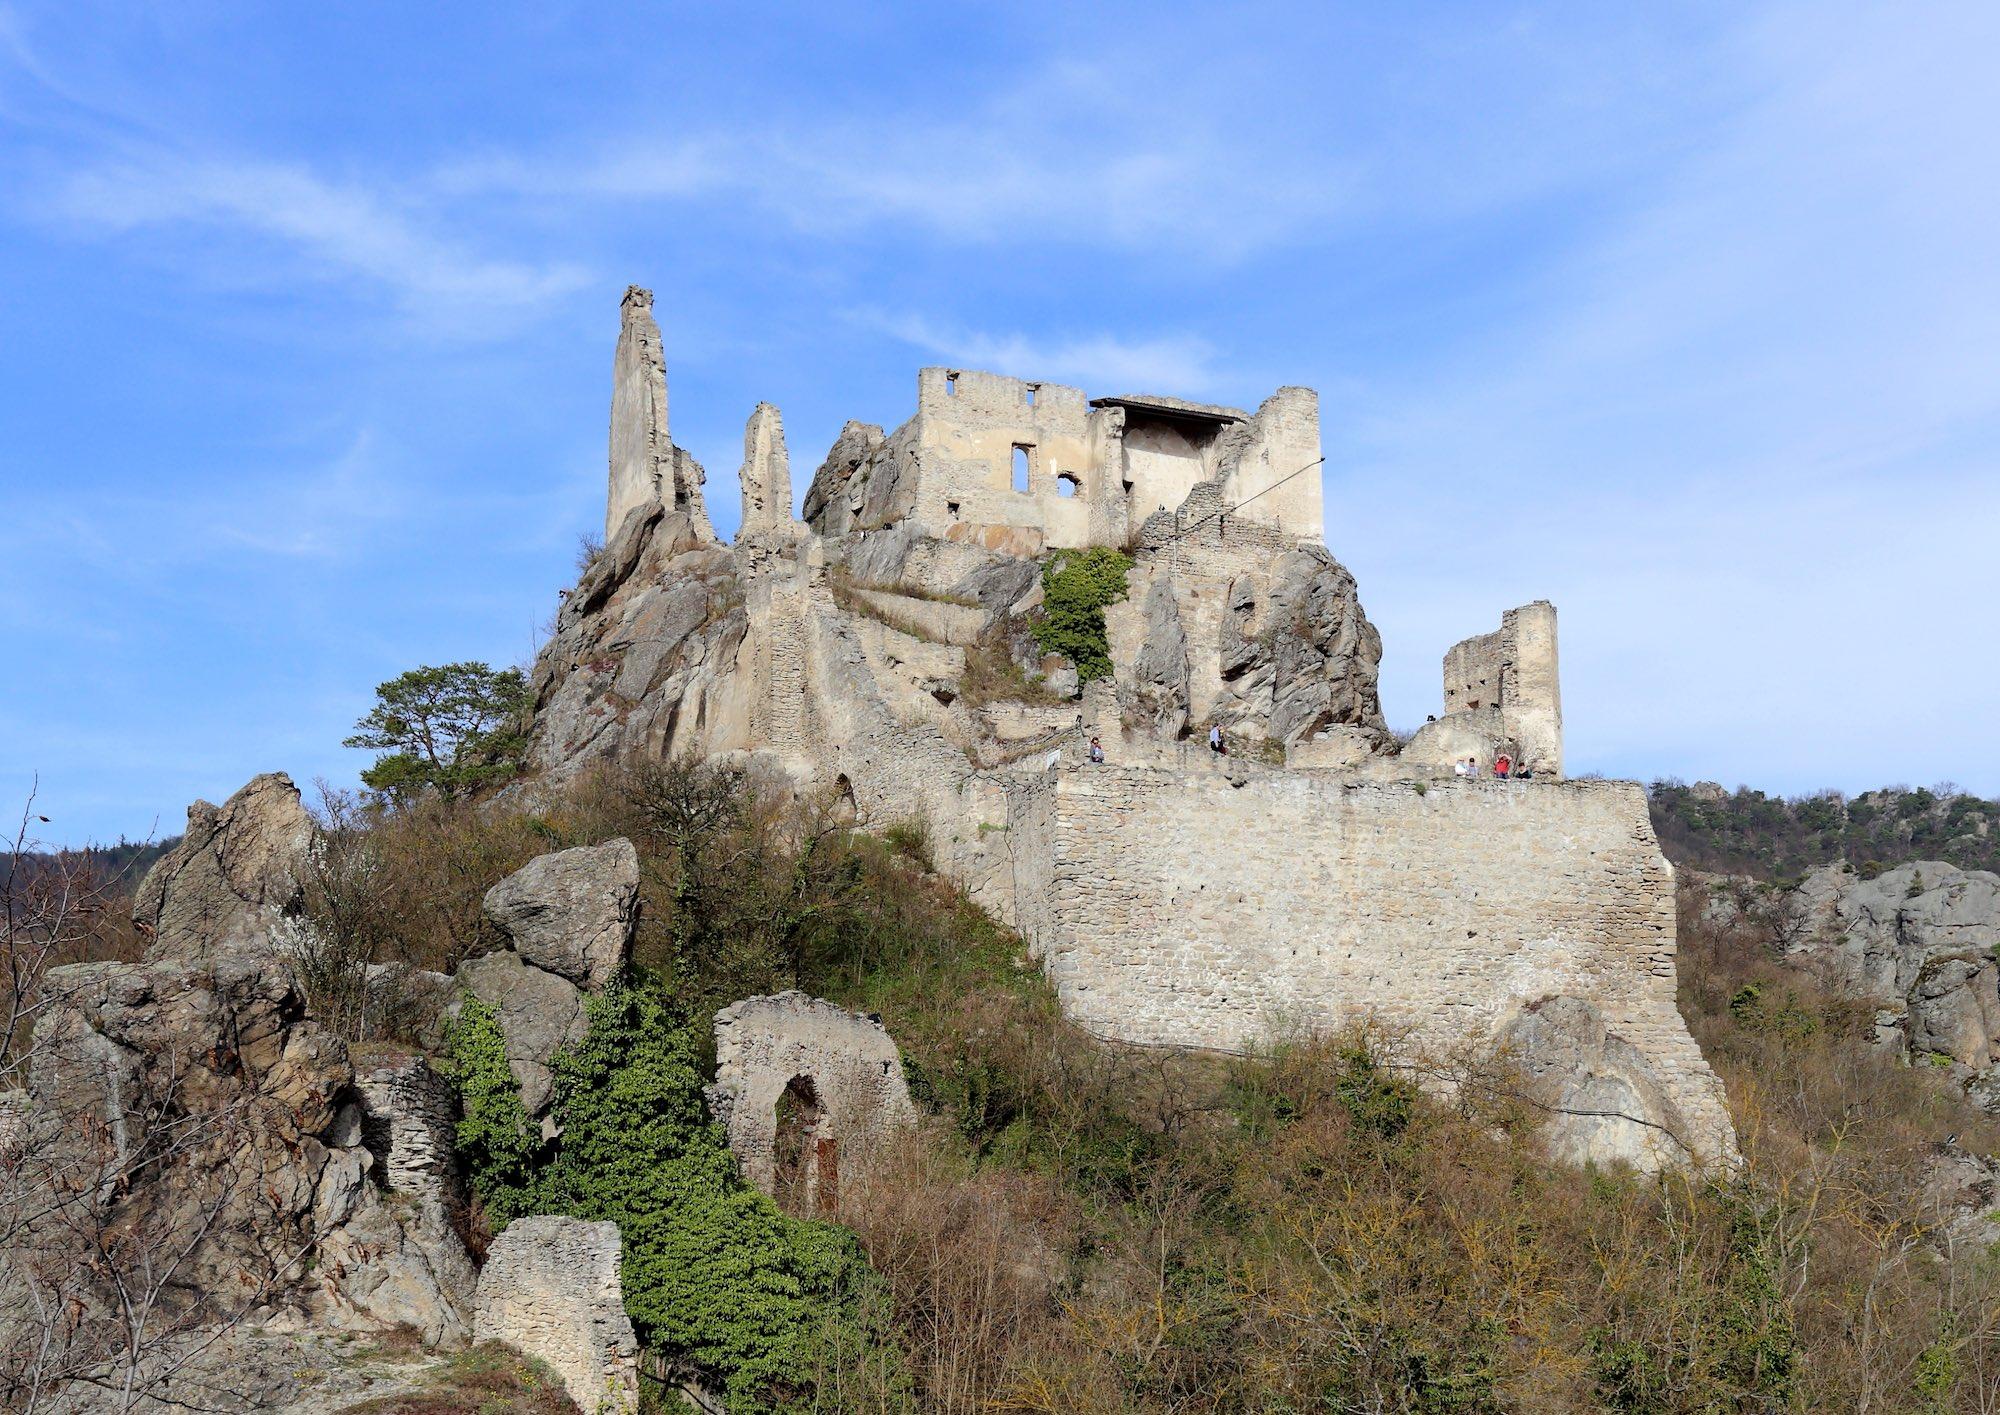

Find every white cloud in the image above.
[41,152,588,333]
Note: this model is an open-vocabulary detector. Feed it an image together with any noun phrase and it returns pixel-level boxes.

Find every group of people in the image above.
[1454,753,1532,780]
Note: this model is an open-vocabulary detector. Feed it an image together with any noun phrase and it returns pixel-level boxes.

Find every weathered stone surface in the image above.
[357,1054,459,1199]
[134,772,314,962]
[482,839,640,989]
[1034,771,1738,1166]
[457,949,587,1117]
[706,991,917,1207]
[475,1216,639,1415]
[608,285,672,541]
[1496,995,1693,1169]
[1784,861,2000,1101]
[310,1193,476,1349]
[1128,579,1189,740]
[738,401,794,536]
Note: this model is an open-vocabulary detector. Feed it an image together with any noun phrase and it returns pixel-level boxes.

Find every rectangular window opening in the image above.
[945,371,958,396]
[1026,384,1038,408]
[1011,444,1032,494]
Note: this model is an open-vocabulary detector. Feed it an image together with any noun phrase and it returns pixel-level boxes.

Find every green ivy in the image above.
[440,995,540,1223]
[1029,547,1132,683]
[449,980,902,1411]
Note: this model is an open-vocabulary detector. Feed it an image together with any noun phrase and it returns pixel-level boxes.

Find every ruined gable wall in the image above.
[912,368,1096,551]
[1029,768,1734,1162]
[1214,386,1323,543]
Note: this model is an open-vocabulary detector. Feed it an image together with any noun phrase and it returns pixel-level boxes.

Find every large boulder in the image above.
[474,1216,640,1415]
[481,839,640,989]
[456,949,589,1119]
[1495,995,1694,1170]
[133,773,314,962]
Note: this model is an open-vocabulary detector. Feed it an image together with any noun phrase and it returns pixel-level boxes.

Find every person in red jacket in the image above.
[1493,753,1512,779]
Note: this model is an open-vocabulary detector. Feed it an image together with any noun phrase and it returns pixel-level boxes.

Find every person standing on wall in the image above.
[1209,723,1225,756]
[1494,752,1512,779]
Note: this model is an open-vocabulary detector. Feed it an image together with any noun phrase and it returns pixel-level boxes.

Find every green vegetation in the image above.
[447,983,898,1411]
[1650,778,2000,880]
[344,661,534,801]
[1030,547,1132,682]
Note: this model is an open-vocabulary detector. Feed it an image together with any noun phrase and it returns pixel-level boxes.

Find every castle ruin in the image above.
[530,286,1735,1168]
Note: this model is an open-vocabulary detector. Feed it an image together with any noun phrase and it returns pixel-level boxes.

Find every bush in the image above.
[1029,548,1132,683]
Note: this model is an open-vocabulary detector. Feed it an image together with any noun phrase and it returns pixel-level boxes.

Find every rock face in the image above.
[458,947,590,1120]
[481,838,641,990]
[460,842,639,1120]
[133,772,315,961]
[1784,861,2000,1105]
[19,894,474,1364]
[475,1216,640,1415]
[1496,995,1695,1169]
[706,992,916,1209]
[1128,579,1191,740]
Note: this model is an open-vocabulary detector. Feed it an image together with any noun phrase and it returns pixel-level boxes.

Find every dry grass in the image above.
[342,1343,578,1414]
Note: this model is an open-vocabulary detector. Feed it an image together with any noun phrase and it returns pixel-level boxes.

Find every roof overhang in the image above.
[1088,394,1248,427]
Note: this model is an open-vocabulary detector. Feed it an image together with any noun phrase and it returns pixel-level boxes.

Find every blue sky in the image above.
[4,2,1997,845]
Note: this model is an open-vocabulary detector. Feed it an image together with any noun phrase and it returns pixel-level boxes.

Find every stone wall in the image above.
[356,1056,457,1201]
[1024,768,1735,1162]
[474,1216,640,1415]
[706,992,916,1208]
[1437,601,1563,776]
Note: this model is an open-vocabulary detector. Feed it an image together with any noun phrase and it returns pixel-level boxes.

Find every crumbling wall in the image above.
[1431,601,1563,776]
[1029,768,1735,1164]
[356,1056,457,1201]
[909,368,1096,552]
[706,992,916,1208]
[1212,386,1323,543]
[474,1217,639,1415]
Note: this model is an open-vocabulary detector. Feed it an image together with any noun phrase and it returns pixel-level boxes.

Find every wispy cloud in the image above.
[857,309,1218,393]
[41,153,588,333]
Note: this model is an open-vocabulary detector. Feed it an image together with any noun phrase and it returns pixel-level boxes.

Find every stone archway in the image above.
[772,1074,830,1213]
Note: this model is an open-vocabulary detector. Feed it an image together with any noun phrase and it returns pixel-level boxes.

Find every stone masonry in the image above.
[475,1216,640,1415]
[706,992,917,1208]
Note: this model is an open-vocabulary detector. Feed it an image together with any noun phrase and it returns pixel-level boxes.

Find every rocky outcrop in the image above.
[475,1216,640,1415]
[1128,579,1190,740]
[1783,861,2000,1105]
[481,838,640,990]
[133,772,314,961]
[706,991,916,1208]
[1262,548,1387,747]
[529,504,747,777]
[459,842,639,1121]
[19,935,472,1361]
[1495,995,1695,1169]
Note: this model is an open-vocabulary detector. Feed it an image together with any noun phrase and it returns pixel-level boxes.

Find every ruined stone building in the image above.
[526,286,1736,1168]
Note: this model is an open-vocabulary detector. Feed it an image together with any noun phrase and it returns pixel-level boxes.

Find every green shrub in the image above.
[440,996,540,1223]
[1029,547,1132,683]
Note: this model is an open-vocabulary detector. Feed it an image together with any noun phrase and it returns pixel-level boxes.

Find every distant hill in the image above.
[1650,779,2000,881]
[0,837,179,896]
